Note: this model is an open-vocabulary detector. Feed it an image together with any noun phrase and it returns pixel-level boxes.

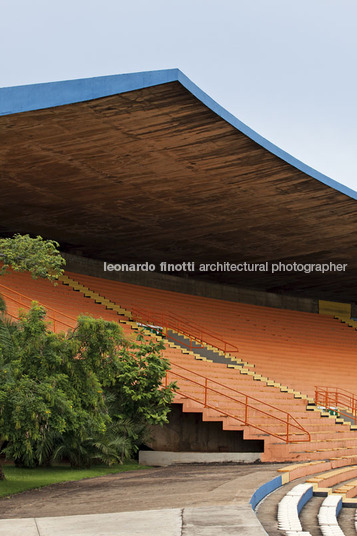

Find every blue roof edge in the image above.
[1,68,356,201]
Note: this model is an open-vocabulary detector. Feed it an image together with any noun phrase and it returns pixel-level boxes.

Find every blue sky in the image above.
[1,0,356,191]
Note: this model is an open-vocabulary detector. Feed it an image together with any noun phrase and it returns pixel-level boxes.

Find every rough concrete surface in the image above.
[0,464,280,535]
[0,506,268,536]
[0,518,39,536]
[139,451,261,466]
[182,505,267,535]
[0,464,282,519]
[0,509,183,536]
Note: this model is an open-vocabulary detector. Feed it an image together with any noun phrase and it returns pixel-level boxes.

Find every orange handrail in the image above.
[317,386,357,398]
[167,362,310,444]
[0,284,75,332]
[0,281,310,443]
[2,311,19,321]
[131,305,239,356]
[0,283,76,322]
[64,279,239,355]
[315,386,357,424]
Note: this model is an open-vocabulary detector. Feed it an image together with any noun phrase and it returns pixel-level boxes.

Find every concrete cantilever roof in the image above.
[0,69,356,301]
[1,68,356,200]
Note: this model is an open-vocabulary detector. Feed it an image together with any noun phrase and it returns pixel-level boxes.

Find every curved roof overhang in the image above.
[0,69,356,301]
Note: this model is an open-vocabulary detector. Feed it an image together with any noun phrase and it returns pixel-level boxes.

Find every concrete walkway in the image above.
[0,464,277,535]
[0,464,282,519]
[0,505,267,536]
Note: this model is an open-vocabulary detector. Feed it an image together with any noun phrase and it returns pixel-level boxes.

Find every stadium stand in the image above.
[320,300,357,331]
[277,482,313,533]
[255,460,357,535]
[62,271,357,398]
[254,456,357,535]
[2,268,357,463]
[1,68,357,536]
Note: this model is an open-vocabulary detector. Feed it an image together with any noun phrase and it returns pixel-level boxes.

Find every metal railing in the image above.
[131,305,239,356]
[166,362,310,444]
[0,279,311,443]
[0,282,76,332]
[315,386,357,424]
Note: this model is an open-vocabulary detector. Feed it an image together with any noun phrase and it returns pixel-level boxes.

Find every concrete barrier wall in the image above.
[250,475,282,510]
[63,253,318,313]
[139,451,261,466]
[146,405,264,454]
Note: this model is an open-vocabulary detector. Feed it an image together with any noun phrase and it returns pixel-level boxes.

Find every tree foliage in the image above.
[0,234,65,281]
[0,305,175,470]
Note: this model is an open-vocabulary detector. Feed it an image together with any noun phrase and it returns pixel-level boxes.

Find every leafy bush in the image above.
[0,305,176,471]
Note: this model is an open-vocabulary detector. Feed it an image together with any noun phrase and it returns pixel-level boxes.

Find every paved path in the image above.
[0,464,282,519]
[0,505,267,536]
[0,464,280,535]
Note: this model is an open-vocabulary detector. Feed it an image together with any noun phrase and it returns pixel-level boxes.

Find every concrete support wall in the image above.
[63,252,319,313]
[351,302,357,318]
[319,299,351,316]
[139,451,261,466]
[145,405,263,453]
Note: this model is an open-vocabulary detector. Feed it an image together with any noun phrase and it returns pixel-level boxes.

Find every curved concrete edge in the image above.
[0,69,356,201]
[176,70,357,201]
[249,471,313,535]
[0,506,268,536]
[250,475,283,510]
[297,485,314,514]
[0,69,180,116]
[138,450,261,466]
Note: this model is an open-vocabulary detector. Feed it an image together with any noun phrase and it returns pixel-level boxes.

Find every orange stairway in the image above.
[1,269,357,462]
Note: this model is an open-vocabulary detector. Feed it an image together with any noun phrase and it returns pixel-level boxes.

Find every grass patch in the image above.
[0,463,149,498]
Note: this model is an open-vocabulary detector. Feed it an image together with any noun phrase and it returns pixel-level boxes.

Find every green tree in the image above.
[54,316,175,466]
[0,306,175,473]
[0,306,109,471]
[0,234,65,281]
[0,234,174,473]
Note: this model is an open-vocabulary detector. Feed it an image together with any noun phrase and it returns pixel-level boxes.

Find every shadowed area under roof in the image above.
[0,74,356,302]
